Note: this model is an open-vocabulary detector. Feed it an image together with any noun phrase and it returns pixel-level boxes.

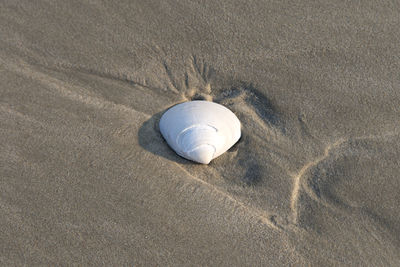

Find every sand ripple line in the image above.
[290,138,346,224]
[289,131,399,224]
[7,59,151,118]
[174,163,282,231]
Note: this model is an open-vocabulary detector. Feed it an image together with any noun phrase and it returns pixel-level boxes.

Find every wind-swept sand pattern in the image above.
[1,0,400,265]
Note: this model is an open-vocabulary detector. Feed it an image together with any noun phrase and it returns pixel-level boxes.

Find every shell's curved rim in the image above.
[175,124,219,155]
[176,123,218,144]
[187,143,216,154]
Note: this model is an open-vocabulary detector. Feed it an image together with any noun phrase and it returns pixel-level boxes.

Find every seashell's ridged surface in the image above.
[159,101,241,164]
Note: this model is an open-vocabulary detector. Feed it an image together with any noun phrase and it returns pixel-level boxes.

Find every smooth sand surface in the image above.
[1,1,400,265]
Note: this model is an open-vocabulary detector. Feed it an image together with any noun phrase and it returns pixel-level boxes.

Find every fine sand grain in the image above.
[1,1,400,265]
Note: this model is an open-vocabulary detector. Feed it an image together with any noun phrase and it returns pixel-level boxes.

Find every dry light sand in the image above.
[1,0,400,266]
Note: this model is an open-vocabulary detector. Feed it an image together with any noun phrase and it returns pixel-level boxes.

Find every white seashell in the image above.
[159,100,241,164]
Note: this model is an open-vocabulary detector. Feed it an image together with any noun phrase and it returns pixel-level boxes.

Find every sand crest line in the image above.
[7,59,152,119]
[173,163,282,231]
[289,131,399,224]
[290,138,346,224]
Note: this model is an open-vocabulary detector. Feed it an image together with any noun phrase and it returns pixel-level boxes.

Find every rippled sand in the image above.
[1,1,399,265]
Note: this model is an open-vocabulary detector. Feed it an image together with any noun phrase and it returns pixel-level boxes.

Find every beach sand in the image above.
[1,0,399,265]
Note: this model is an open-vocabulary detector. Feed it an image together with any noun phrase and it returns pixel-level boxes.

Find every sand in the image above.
[1,0,399,265]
